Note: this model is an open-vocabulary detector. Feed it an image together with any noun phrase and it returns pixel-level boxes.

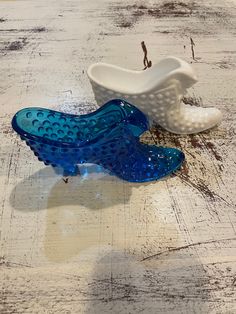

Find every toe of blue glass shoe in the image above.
[112,145,185,183]
[136,146,184,182]
[157,147,185,178]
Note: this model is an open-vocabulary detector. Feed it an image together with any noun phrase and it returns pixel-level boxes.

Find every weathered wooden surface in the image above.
[0,0,236,313]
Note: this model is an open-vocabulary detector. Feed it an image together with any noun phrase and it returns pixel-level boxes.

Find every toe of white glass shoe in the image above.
[166,107,222,135]
[191,108,222,134]
[208,108,222,126]
[198,108,222,132]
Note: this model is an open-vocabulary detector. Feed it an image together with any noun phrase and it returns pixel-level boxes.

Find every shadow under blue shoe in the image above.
[12,99,185,182]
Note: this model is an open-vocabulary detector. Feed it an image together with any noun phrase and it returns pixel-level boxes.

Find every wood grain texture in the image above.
[0,0,236,313]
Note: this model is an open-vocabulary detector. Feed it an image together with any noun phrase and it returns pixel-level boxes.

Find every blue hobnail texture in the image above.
[12,99,184,182]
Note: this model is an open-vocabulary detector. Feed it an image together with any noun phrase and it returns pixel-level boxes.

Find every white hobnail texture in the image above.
[87,57,222,134]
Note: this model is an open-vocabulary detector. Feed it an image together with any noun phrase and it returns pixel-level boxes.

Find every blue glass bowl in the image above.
[12,99,184,182]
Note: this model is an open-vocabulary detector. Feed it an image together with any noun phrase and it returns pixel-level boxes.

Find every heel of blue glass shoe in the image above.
[24,138,80,176]
[63,165,79,176]
[42,156,80,177]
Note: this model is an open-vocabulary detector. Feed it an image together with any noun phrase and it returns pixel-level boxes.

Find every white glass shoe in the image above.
[87,56,222,134]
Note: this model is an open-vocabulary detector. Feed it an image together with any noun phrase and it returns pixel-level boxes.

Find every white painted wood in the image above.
[0,0,236,313]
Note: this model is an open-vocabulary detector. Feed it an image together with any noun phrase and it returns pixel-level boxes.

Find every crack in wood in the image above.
[141,41,152,70]
[141,237,236,261]
[190,37,196,61]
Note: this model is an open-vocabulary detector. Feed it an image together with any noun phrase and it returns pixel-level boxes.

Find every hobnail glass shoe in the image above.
[88,56,222,134]
[12,100,184,182]
[96,126,185,182]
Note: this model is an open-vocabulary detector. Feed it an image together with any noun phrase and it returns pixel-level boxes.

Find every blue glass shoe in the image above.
[12,99,185,182]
